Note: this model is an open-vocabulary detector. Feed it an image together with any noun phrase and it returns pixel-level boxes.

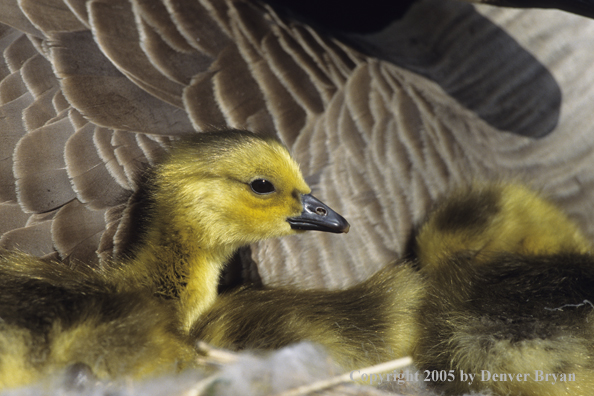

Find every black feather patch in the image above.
[432,186,501,233]
[415,251,594,393]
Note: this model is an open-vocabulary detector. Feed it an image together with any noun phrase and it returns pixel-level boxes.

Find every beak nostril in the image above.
[315,207,327,216]
[289,193,348,233]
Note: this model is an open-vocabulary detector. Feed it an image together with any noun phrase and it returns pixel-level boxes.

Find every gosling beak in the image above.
[476,0,594,19]
[288,194,350,234]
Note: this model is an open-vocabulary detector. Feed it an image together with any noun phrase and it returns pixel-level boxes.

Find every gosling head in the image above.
[149,130,349,253]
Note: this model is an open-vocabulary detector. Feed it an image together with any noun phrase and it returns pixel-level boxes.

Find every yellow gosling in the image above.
[0,130,349,388]
[414,183,594,396]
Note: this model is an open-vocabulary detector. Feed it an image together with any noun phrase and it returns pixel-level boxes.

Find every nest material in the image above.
[1,342,437,396]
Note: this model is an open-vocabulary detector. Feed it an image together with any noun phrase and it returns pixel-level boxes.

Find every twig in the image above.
[195,341,239,366]
[182,374,221,396]
[271,356,413,396]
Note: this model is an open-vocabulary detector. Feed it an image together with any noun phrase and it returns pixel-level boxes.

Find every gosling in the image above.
[0,129,349,388]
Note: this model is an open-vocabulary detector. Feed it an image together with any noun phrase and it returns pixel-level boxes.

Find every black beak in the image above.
[482,0,594,19]
[287,194,350,234]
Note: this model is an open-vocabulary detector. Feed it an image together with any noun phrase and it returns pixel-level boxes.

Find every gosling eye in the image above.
[250,179,276,195]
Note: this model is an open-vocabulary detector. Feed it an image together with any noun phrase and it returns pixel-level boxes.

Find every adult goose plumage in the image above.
[3,1,594,395]
[2,0,594,292]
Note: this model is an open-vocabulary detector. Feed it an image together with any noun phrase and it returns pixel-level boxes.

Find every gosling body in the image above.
[414,183,594,395]
[416,251,594,395]
[0,251,194,387]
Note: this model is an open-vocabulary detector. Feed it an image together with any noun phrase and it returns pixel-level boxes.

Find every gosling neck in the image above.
[125,214,238,332]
